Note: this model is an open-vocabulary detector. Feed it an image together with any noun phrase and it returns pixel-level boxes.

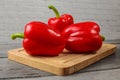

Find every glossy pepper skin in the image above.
[62,22,103,53]
[11,21,65,56]
[48,5,74,32]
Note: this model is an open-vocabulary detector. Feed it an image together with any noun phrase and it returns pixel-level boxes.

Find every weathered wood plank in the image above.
[0,44,22,58]
[0,0,120,42]
[8,68,120,80]
[0,58,53,79]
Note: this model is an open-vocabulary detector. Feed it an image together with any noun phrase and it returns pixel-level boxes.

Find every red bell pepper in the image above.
[48,5,74,32]
[11,21,65,56]
[62,21,105,53]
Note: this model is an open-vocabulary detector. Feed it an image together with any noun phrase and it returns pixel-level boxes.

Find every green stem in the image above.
[11,33,24,40]
[48,5,60,18]
[100,35,105,41]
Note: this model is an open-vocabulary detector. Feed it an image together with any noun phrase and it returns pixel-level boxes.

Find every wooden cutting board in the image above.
[8,43,116,76]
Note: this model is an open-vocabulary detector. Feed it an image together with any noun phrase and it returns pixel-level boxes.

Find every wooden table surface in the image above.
[0,0,120,80]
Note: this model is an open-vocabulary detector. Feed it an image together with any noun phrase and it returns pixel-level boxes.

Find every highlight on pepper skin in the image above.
[48,5,74,32]
[11,21,65,56]
[61,21,104,53]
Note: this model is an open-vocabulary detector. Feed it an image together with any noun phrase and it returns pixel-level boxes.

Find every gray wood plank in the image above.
[9,69,120,80]
[0,58,53,79]
[0,44,22,58]
[0,0,120,44]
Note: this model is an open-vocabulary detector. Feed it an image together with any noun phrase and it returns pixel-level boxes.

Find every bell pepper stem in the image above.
[11,33,24,40]
[48,5,60,18]
[100,35,105,41]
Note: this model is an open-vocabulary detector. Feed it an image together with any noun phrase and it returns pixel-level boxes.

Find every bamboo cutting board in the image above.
[8,43,116,75]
